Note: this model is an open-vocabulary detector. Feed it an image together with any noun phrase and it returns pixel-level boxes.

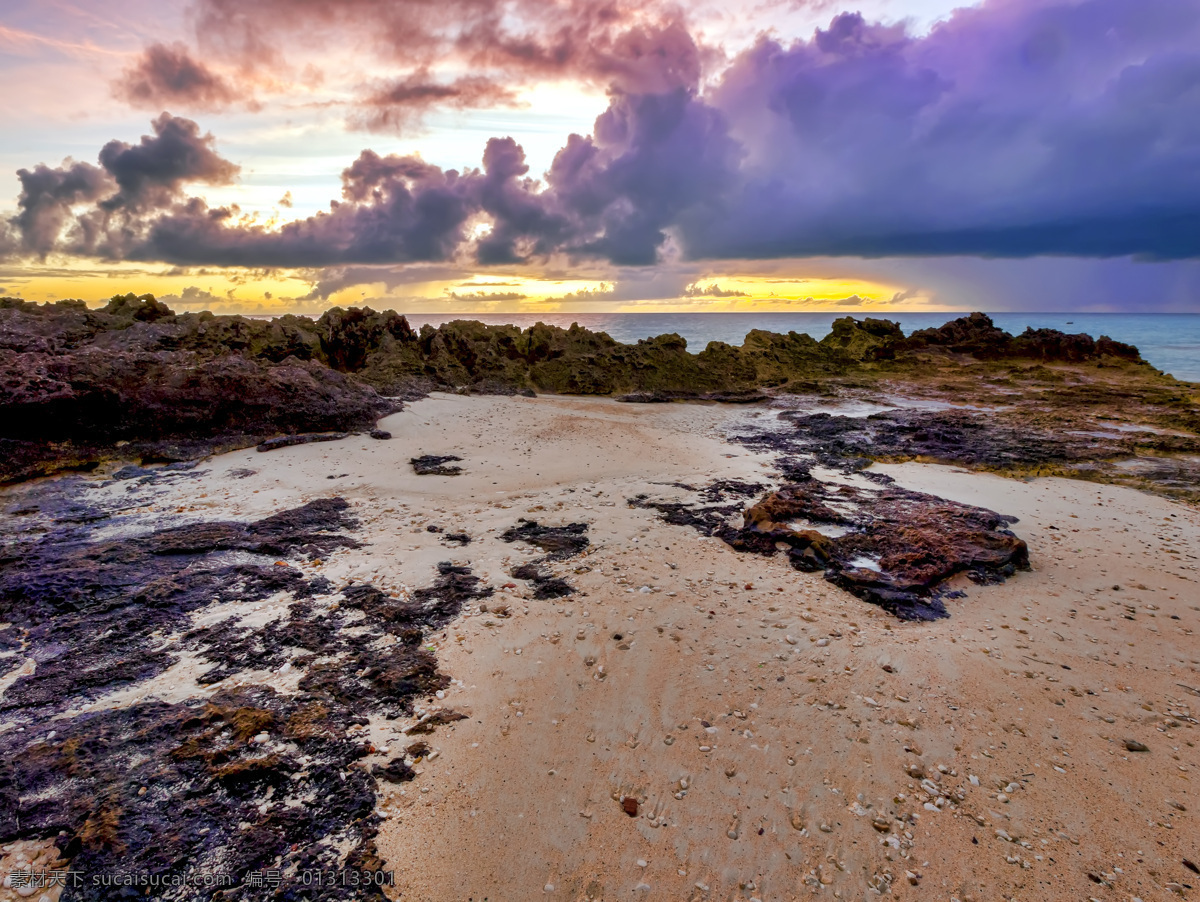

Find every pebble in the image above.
[636,859,647,867]
[544,884,554,893]
[816,638,830,647]
[1124,739,1149,752]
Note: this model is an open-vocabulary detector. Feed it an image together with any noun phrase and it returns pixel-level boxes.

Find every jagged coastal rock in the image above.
[0,294,1170,484]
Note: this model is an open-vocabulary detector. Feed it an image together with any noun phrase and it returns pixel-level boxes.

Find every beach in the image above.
[4,391,1194,901]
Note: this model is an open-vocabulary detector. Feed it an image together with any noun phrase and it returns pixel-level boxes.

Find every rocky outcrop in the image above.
[727,476,1029,620]
[632,469,1028,621]
[0,295,399,482]
[501,520,590,599]
[897,311,1139,362]
[0,295,1162,483]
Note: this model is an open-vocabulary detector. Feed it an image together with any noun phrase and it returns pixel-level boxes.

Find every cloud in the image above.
[95,113,240,213]
[349,69,522,135]
[113,43,243,112]
[180,0,711,132]
[10,114,240,259]
[682,282,749,297]
[13,160,112,257]
[189,0,703,87]
[299,263,470,300]
[447,290,529,301]
[0,221,17,263]
[689,0,1200,259]
[12,0,1200,268]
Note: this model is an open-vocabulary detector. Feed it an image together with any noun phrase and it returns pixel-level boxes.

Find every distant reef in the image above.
[0,293,1183,484]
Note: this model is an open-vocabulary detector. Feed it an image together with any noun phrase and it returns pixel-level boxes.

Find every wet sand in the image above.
[3,392,1197,901]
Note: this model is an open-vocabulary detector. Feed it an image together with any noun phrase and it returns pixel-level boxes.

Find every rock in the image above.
[622,797,639,817]
[502,520,589,598]
[257,432,349,452]
[0,297,398,481]
[370,429,392,440]
[714,472,1028,620]
[411,455,463,476]
[0,301,1170,486]
[1124,739,1150,752]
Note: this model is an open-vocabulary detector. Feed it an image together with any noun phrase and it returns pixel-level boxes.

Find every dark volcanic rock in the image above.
[257,431,349,452]
[0,497,357,718]
[897,312,1141,363]
[738,408,1125,474]
[0,479,482,898]
[635,474,1028,621]
[0,686,390,901]
[411,454,463,475]
[729,477,1029,620]
[0,296,399,482]
[501,520,590,598]
[629,480,765,538]
[500,520,590,559]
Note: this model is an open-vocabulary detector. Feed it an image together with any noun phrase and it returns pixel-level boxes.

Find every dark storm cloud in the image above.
[688,0,1200,259]
[114,43,243,112]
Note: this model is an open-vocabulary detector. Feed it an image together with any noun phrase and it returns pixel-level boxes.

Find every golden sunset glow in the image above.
[2,265,955,315]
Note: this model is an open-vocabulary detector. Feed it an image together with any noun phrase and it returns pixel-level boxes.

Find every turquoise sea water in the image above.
[402,312,1200,383]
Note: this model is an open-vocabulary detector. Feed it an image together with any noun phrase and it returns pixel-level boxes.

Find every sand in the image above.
[5,392,1198,902]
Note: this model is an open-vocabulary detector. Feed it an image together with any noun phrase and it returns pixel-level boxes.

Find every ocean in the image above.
[401,312,1200,383]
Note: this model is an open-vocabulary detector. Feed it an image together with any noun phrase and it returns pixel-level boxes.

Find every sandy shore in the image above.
[3,392,1197,902]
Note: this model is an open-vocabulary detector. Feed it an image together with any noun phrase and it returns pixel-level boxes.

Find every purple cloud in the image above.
[13,114,240,259]
[114,43,243,112]
[691,0,1200,259]
[16,0,1200,267]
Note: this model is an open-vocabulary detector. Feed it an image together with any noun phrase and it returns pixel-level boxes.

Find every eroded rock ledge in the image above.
[6,294,1184,485]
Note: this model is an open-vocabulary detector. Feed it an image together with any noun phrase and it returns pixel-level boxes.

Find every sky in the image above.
[1,0,1199,315]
